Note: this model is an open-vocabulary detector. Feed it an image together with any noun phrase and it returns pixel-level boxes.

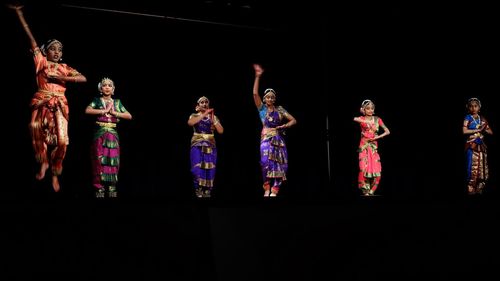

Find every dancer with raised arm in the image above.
[9,4,87,192]
[252,64,296,197]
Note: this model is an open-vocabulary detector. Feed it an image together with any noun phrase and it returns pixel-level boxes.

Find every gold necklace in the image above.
[472,115,481,129]
[266,109,275,122]
[101,97,113,104]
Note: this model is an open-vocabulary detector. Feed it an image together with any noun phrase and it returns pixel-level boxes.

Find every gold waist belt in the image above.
[39,90,65,97]
[261,128,278,139]
[193,133,214,139]
[191,133,215,145]
[96,121,117,128]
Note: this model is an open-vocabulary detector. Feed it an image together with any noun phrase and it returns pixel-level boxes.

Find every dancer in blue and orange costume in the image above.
[85,78,132,198]
[354,99,390,196]
[463,97,493,195]
[252,64,297,197]
[188,96,224,198]
[9,4,87,192]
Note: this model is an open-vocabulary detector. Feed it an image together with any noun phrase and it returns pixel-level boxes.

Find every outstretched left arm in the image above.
[276,112,297,130]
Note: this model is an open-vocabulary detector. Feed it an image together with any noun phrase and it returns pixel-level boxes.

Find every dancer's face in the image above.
[264,94,275,106]
[46,43,63,62]
[198,99,209,111]
[100,83,114,97]
[363,104,374,116]
[468,102,480,115]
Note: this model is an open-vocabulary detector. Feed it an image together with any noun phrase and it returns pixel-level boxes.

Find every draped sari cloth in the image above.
[88,97,128,191]
[464,114,489,194]
[357,116,386,194]
[258,105,290,192]
[190,113,219,197]
[30,47,81,175]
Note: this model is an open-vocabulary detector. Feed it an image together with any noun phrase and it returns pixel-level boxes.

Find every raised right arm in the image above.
[252,64,263,109]
[8,4,38,50]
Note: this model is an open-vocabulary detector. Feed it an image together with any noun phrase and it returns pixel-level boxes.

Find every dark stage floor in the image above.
[2,195,500,281]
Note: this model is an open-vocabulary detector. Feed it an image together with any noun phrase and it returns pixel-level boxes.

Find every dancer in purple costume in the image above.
[85,78,132,198]
[252,64,297,197]
[188,96,224,198]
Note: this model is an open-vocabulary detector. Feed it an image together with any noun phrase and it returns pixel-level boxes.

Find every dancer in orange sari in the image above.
[9,4,87,192]
[354,100,390,196]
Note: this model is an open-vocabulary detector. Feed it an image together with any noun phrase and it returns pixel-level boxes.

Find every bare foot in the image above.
[264,190,270,197]
[270,187,279,197]
[35,162,49,180]
[52,175,60,192]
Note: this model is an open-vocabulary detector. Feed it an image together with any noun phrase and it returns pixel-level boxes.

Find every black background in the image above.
[1,1,499,280]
